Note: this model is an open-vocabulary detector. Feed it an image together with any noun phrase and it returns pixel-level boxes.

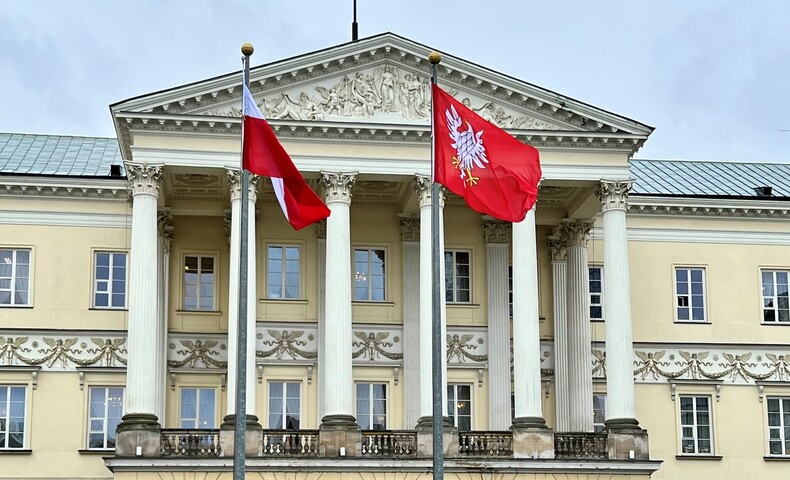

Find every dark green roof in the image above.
[0,133,122,177]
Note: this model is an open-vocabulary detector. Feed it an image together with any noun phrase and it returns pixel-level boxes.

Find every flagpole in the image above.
[428,50,444,480]
[234,42,254,480]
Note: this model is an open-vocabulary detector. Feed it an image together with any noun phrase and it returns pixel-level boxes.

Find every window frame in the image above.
[265,244,303,300]
[86,386,124,450]
[674,266,708,323]
[179,387,217,430]
[678,394,714,456]
[761,269,790,324]
[92,251,129,310]
[0,248,32,307]
[766,396,790,457]
[354,382,388,431]
[589,265,604,321]
[593,393,607,433]
[447,383,473,431]
[353,246,387,302]
[0,385,26,450]
[445,250,472,304]
[181,253,218,312]
[267,381,301,430]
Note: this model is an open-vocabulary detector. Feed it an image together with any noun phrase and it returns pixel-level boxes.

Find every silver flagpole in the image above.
[428,51,444,480]
[234,42,254,480]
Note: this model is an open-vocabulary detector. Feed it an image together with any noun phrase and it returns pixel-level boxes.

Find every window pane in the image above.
[676,269,687,282]
[690,269,702,282]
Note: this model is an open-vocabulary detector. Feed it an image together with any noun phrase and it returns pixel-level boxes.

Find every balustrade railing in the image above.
[361,431,418,456]
[554,432,608,459]
[261,430,320,456]
[458,431,513,457]
[160,429,220,456]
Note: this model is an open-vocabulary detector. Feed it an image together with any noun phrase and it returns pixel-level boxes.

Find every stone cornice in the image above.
[628,195,790,219]
[0,177,128,200]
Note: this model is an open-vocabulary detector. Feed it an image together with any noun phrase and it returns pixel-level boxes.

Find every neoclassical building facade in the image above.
[1,33,789,480]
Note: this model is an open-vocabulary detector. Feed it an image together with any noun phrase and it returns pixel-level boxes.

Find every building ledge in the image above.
[79,448,115,455]
[675,454,722,460]
[0,449,32,455]
[764,456,790,461]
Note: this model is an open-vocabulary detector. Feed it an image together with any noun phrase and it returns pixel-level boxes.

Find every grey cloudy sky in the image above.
[1,0,788,162]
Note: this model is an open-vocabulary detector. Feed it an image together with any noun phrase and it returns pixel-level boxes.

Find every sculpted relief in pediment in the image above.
[203,64,567,130]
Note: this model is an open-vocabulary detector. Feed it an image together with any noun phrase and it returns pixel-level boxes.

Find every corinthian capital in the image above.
[596,180,633,213]
[481,218,511,244]
[547,236,567,262]
[399,214,420,242]
[227,169,261,202]
[559,219,594,247]
[126,163,163,196]
[320,172,356,205]
[413,175,445,209]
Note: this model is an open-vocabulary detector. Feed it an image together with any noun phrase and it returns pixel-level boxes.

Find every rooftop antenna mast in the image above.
[352,0,359,41]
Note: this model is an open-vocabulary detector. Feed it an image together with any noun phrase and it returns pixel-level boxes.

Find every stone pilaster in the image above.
[511,208,553,458]
[548,236,569,432]
[318,172,360,457]
[116,163,162,457]
[400,214,421,428]
[560,219,595,432]
[596,180,647,458]
[482,218,511,431]
[155,209,173,426]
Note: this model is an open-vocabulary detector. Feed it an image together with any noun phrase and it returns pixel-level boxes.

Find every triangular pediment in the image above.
[111,33,652,158]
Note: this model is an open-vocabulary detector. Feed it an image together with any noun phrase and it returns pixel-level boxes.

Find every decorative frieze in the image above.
[0,334,127,369]
[257,328,318,361]
[320,172,356,205]
[353,329,403,362]
[126,163,163,196]
[167,335,228,369]
[482,219,512,244]
[596,180,632,213]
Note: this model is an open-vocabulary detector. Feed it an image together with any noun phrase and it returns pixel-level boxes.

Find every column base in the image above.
[319,414,361,457]
[219,414,263,457]
[115,413,161,457]
[415,416,459,458]
[605,418,649,460]
[512,416,554,459]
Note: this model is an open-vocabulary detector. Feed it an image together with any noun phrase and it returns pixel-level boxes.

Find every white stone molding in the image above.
[590,226,790,246]
[126,163,163,196]
[548,235,569,432]
[485,240,510,430]
[320,172,356,205]
[0,178,127,199]
[596,180,632,213]
[627,196,790,219]
[0,210,130,228]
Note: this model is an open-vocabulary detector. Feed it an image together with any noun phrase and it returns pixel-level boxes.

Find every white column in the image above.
[319,172,357,424]
[225,170,260,422]
[561,219,594,432]
[400,215,421,428]
[511,208,545,426]
[122,163,162,425]
[597,181,640,429]
[155,210,173,425]
[415,176,448,424]
[548,237,569,432]
[483,219,511,431]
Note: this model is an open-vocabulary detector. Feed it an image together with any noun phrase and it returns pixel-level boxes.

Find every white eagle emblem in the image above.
[446,104,488,186]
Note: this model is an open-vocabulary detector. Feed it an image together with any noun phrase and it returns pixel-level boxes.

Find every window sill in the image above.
[78,448,114,455]
[764,455,790,461]
[352,301,395,306]
[591,318,605,323]
[674,321,710,325]
[0,305,33,309]
[761,322,790,326]
[676,454,722,460]
[0,449,32,455]
[447,303,480,309]
[260,299,308,305]
[89,307,128,312]
[175,310,222,316]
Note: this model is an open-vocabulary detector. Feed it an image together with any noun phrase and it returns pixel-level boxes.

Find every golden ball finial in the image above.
[241,43,255,56]
[428,51,442,65]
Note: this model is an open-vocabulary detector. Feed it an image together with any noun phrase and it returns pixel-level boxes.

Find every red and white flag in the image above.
[432,84,541,223]
[242,85,330,230]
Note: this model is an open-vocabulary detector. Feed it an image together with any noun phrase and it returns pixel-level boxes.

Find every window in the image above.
[447,384,472,431]
[767,397,790,456]
[445,250,471,303]
[593,394,606,433]
[87,387,123,450]
[180,388,216,429]
[267,245,300,299]
[93,252,127,309]
[0,386,25,449]
[676,267,706,322]
[0,249,30,306]
[183,255,215,311]
[679,395,713,454]
[355,383,387,430]
[762,270,789,323]
[354,248,386,301]
[268,382,300,430]
[589,266,603,320]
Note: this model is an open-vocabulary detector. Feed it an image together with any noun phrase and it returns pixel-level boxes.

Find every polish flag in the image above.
[242,85,330,230]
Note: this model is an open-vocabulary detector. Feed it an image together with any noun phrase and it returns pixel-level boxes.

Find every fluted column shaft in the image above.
[320,172,356,423]
[549,238,569,431]
[155,211,173,425]
[400,216,421,427]
[415,176,448,423]
[597,181,639,428]
[483,220,511,431]
[562,219,594,432]
[123,164,162,423]
[512,208,545,425]
[316,225,327,421]
[226,170,259,419]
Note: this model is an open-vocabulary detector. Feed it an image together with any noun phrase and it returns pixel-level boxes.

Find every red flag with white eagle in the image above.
[432,84,541,223]
[242,85,330,230]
